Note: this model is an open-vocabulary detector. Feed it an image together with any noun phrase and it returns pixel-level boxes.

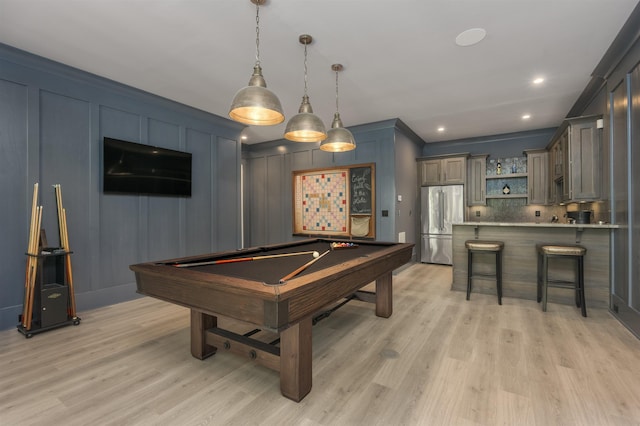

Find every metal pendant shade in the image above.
[228,0,284,126]
[321,112,356,152]
[284,94,327,142]
[284,35,327,142]
[229,64,284,126]
[320,64,356,152]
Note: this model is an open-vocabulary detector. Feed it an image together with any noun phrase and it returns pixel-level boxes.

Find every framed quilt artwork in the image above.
[293,163,375,238]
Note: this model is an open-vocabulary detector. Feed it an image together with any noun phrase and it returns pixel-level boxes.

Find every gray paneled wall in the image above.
[242,120,424,250]
[0,44,243,330]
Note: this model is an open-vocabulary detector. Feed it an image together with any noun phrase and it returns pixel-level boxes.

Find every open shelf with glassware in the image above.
[485,157,528,199]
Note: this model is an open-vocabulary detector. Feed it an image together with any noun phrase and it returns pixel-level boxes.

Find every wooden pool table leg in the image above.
[279,316,312,402]
[375,271,393,318]
[190,309,217,359]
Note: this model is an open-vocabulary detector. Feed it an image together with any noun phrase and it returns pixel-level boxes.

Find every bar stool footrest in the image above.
[469,273,499,280]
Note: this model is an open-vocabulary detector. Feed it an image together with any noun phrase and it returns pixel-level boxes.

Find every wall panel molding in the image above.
[0,44,242,330]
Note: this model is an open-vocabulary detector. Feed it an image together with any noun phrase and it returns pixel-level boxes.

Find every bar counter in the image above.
[452,222,618,309]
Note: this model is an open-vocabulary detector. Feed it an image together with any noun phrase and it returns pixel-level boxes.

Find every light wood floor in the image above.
[2,263,639,426]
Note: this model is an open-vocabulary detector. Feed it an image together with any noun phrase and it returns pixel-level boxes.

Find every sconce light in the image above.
[320,64,356,152]
[229,0,284,126]
[284,34,327,142]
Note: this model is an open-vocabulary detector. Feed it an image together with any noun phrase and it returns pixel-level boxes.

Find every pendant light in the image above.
[229,0,284,126]
[284,34,327,142]
[320,64,356,152]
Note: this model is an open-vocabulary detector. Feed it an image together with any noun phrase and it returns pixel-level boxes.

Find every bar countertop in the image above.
[457,221,619,229]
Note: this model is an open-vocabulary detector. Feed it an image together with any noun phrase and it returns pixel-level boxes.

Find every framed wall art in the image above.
[293,163,375,238]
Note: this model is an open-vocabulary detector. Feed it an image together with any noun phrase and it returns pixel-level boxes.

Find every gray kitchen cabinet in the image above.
[568,116,602,201]
[548,115,602,203]
[467,155,487,206]
[419,156,466,186]
[525,149,549,205]
[550,134,565,181]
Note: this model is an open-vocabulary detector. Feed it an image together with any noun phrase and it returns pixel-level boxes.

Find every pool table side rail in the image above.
[131,266,280,326]
[130,240,413,329]
[281,243,414,322]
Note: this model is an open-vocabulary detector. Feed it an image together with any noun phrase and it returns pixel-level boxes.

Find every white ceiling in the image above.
[1,0,637,145]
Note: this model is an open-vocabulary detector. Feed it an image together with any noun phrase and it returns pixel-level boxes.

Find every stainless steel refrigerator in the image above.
[420,185,464,265]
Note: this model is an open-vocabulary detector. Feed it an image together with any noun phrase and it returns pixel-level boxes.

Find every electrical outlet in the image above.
[535,210,540,217]
[475,210,481,217]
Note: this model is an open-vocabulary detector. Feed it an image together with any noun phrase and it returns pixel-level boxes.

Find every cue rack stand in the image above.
[17,183,80,338]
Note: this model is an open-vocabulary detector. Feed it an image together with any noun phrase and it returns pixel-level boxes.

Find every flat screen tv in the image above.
[103,137,192,196]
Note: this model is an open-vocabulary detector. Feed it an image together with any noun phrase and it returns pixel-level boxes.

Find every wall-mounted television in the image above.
[103,137,192,196]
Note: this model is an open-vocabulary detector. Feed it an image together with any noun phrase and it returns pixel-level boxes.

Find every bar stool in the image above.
[536,244,587,317]
[465,240,504,305]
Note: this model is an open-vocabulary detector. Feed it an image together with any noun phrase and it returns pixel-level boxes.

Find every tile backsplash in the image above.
[467,198,610,223]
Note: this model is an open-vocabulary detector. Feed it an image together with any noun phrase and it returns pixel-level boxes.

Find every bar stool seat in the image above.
[465,240,504,305]
[537,244,587,317]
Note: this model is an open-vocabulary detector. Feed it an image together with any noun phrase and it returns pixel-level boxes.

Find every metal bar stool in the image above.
[465,240,504,305]
[536,244,587,317]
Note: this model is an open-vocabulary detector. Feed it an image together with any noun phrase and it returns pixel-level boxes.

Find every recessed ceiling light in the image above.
[533,77,545,84]
[437,126,445,132]
[241,135,247,140]
[455,28,487,47]
[522,114,531,120]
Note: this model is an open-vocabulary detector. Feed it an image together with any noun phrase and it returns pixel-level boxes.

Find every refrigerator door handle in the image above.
[439,190,445,231]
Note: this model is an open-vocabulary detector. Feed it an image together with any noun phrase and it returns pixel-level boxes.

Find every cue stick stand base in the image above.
[17,249,81,338]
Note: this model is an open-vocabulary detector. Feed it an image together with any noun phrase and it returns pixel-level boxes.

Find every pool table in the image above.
[130,238,413,401]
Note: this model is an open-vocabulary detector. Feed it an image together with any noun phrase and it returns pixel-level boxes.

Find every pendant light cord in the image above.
[335,69,340,113]
[255,2,260,65]
[303,42,309,96]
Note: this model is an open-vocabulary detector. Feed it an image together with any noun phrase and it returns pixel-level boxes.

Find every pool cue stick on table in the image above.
[279,249,330,283]
[174,250,320,268]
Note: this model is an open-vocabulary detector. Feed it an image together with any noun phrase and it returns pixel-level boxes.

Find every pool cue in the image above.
[61,208,77,318]
[54,185,64,249]
[24,183,39,287]
[55,185,77,318]
[22,208,37,326]
[24,206,42,330]
[279,249,330,283]
[22,183,39,328]
[174,250,320,268]
[22,188,38,327]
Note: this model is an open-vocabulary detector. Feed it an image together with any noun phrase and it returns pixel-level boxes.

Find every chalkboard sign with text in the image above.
[350,166,373,214]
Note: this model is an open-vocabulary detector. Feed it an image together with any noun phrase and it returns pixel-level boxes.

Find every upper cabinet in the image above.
[549,130,567,182]
[467,155,487,205]
[548,115,602,203]
[525,149,549,205]
[419,155,466,186]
